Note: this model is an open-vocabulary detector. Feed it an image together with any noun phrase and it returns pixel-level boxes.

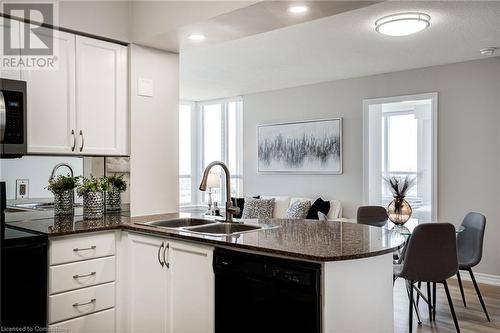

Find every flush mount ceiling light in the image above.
[187,33,206,41]
[480,47,497,56]
[288,5,309,14]
[375,12,430,37]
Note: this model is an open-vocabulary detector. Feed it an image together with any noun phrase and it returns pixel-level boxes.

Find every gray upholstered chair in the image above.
[356,206,388,227]
[393,223,460,332]
[455,212,490,321]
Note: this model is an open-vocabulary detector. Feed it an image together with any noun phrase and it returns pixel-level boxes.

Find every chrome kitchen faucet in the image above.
[199,161,240,223]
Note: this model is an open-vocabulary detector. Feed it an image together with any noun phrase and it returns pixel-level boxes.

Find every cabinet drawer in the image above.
[49,308,115,333]
[50,232,115,265]
[49,282,115,324]
[50,256,116,294]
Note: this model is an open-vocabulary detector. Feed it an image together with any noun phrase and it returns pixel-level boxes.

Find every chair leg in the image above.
[409,280,414,333]
[456,271,467,307]
[468,268,491,322]
[432,282,437,321]
[416,281,422,306]
[443,280,461,333]
[427,282,433,321]
[406,280,422,325]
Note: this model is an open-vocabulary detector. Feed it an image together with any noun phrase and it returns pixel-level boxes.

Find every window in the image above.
[363,93,437,220]
[179,103,193,205]
[179,98,243,207]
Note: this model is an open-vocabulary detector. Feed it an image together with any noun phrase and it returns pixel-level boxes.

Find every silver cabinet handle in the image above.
[0,91,5,143]
[71,129,76,151]
[157,242,164,267]
[73,245,96,252]
[73,271,96,279]
[79,130,84,152]
[163,242,170,269]
[72,298,96,307]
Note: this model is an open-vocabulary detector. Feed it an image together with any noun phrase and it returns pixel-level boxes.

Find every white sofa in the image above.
[260,196,342,219]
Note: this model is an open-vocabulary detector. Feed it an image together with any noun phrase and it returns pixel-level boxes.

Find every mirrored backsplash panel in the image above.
[0,156,130,204]
[0,156,84,200]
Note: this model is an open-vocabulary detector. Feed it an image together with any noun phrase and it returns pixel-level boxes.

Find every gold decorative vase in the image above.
[387,196,412,225]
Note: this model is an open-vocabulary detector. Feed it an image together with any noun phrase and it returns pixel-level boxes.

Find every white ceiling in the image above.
[180,1,500,101]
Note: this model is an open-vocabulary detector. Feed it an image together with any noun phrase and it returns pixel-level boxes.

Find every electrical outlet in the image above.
[16,179,29,199]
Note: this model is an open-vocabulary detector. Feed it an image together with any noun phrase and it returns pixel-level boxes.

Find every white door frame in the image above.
[362,92,438,220]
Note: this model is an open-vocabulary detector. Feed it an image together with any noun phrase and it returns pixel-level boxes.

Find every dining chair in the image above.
[358,206,402,263]
[356,206,388,227]
[455,212,490,321]
[393,223,460,333]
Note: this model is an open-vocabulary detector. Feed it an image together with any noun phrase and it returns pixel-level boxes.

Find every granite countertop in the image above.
[6,212,405,262]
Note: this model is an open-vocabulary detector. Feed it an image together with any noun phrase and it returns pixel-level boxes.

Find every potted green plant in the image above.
[384,175,416,226]
[47,175,78,216]
[77,176,107,219]
[103,175,127,211]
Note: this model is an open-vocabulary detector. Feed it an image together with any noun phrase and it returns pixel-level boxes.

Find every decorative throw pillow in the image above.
[231,196,260,218]
[306,198,331,220]
[285,200,312,219]
[241,197,275,219]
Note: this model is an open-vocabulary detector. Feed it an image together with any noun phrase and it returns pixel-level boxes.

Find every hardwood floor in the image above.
[394,277,500,332]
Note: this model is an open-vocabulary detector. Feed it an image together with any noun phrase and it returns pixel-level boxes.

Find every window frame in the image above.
[179,97,243,208]
[178,101,197,206]
[362,93,438,220]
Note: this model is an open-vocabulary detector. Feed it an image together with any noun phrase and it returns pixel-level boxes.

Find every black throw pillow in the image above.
[306,198,331,220]
[231,196,260,218]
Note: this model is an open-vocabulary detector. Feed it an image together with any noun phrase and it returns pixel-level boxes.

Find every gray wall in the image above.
[243,57,500,276]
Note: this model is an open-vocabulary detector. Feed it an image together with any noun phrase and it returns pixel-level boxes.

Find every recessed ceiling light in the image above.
[288,5,309,14]
[375,12,430,37]
[188,34,206,41]
[480,47,497,56]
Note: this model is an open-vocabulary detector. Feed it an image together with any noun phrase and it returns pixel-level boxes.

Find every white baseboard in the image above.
[451,271,500,287]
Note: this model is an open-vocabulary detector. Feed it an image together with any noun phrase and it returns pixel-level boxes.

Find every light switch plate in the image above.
[138,78,154,97]
[16,179,29,199]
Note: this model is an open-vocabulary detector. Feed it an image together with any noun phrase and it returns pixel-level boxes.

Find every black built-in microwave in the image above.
[0,78,27,158]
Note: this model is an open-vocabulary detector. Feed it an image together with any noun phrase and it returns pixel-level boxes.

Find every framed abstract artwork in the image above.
[257,118,342,174]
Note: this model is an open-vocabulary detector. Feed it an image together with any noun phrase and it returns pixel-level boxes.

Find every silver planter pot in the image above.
[54,190,74,216]
[106,190,122,212]
[83,192,104,219]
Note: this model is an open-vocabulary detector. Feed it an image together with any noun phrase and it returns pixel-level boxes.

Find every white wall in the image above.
[129,44,179,216]
[243,57,500,276]
[0,156,83,199]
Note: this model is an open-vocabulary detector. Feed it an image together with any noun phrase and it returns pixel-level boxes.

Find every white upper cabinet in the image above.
[24,28,76,154]
[75,36,128,156]
[0,17,21,80]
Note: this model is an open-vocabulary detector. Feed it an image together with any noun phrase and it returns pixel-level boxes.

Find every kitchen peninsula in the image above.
[6,212,405,333]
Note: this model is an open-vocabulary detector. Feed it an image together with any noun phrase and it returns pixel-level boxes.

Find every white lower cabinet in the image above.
[49,308,115,333]
[49,282,115,324]
[126,234,168,333]
[167,240,215,333]
[125,233,214,333]
[48,231,214,333]
[49,232,117,332]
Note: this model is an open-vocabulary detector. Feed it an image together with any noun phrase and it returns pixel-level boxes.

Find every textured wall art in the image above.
[258,118,342,174]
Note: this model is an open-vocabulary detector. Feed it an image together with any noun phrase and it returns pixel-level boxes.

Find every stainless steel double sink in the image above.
[137,218,276,236]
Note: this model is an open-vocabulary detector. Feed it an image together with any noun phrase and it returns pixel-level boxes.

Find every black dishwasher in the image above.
[213,248,321,333]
